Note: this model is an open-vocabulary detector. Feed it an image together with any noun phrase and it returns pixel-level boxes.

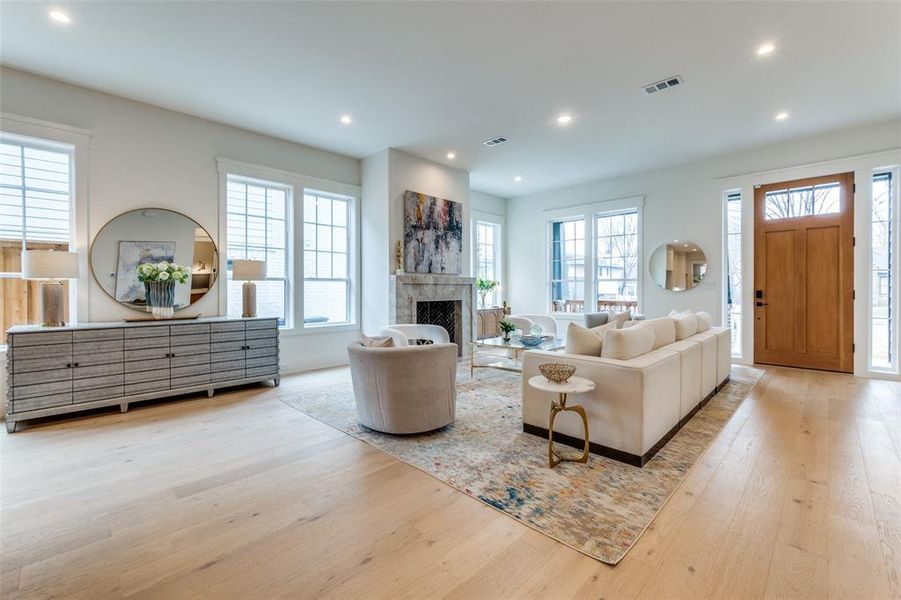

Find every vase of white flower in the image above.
[137,261,190,320]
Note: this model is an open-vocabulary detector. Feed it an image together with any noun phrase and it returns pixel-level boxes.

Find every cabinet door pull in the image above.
[66,362,72,368]
[73,362,80,367]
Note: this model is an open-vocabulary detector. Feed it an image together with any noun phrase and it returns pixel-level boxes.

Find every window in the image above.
[595,210,639,306]
[303,190,352,326]
[0,135,73,344]
[764,181,841,220]
[725,191,743,357]
[871,171,894,370]
[549,218,585,312]
[475,220,502,307]
[226,175,289,325]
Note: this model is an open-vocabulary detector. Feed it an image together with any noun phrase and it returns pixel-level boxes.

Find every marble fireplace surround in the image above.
[389,274,476,355]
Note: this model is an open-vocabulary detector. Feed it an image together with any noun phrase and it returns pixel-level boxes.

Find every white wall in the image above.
[361,148,471,333]
[507,117,901,376]
[0,67,362,373]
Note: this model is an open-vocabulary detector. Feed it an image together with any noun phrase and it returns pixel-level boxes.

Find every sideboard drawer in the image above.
[11,380,73,400]
[210,321,245,333]
[125,369,170,385]
[74,374,123,391]
[9,331,72,347]
[73,329,123,343]
[10,368,71,387]
[11,393,72,413]
[171,323,211,336]
[75,386,124,403]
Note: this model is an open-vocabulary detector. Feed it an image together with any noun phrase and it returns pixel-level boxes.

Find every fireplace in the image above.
[416,300,461,347]
[389,274,476,357]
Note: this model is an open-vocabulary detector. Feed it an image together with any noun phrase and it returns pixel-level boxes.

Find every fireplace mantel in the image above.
[389,273,476,354]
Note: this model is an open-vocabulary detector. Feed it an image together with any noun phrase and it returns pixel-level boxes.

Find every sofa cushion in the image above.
[601,326,655,360]
[565,322,603,356]
[584,312,609,328]
[695,310,713,332]
[633,317,677,350]
[673,312,698,340]
[361,334,395,348]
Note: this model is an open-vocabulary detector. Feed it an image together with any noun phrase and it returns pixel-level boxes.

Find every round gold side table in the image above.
[527,375,595,468]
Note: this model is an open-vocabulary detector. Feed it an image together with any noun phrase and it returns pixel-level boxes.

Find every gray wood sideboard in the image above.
[4,317,279,433]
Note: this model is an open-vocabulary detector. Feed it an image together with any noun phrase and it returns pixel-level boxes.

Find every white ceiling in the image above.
[1,1,899,197]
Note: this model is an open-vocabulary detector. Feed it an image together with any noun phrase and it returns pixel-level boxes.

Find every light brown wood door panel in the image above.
[753,172,854,373]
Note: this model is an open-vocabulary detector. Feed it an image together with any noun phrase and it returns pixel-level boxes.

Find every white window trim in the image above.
[0,112,91,326]
[543,196,644,317]
[722,189,744,360]
[217,158,361,336]
[471,211,504,308]
[868,166,899,374]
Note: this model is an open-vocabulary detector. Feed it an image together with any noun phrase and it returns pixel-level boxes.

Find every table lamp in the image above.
[21,250,80,327]
[232,259,267,318]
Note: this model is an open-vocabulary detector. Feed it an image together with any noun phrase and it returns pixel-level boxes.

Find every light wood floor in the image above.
[1,365,899,599]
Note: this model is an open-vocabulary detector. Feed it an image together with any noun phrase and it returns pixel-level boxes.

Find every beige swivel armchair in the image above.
[347,325,457,434]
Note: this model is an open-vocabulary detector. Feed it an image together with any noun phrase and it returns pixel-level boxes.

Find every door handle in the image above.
[756,302,769,307]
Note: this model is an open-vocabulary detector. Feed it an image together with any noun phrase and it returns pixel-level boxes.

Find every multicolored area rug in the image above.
[281,365,763,565]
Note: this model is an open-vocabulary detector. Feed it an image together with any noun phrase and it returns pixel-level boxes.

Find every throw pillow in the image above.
[636,317,677,350]
[695,310,713,332]
[361,335,395,348]
[672,312,698,340]
[610,311,631,329]
[565,322,603,356]
[584,312,609,328]
[601,326,655,360]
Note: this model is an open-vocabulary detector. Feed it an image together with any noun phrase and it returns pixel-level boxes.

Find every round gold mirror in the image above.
[90,208,218,313]
[649,241,707,292]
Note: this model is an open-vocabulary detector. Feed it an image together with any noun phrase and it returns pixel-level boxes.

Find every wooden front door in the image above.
[753,172,854,372]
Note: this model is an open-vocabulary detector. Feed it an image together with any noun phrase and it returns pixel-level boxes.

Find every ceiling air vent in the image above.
[482,136,508,147]
[642,75,683,95]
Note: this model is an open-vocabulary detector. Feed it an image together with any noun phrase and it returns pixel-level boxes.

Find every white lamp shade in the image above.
[232,259,267,281]
[21,250,80,280]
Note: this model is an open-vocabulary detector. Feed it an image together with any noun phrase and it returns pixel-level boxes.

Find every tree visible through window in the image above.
[595,210,639,306]
[549,219,585,312]
[475,221,501,307]
[871,171,894,369]
[725,192,742,356]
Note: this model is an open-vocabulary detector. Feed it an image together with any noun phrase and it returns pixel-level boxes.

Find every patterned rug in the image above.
[281,364,763,564]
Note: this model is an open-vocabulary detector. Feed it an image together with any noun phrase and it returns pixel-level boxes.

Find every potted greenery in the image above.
[497,318,516,343]
[476,278,499,308]
[137,261,191,319]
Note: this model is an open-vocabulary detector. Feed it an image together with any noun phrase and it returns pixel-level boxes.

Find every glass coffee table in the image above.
[470,335,565,377]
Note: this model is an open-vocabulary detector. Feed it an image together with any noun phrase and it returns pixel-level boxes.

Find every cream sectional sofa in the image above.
[521,313,731,466]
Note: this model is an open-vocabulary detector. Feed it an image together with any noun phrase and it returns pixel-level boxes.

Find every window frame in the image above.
[302,189,355,328]
[0,114,91,335]
[217,158,361,336]
[722,190,743,359]
[544,197,644,315]
[225,173,293,328]
[868,167,899,373]
[472,218,503,308]
[594,208,640,306]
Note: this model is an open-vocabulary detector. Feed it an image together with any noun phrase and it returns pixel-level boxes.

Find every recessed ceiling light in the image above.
[446,152,456,160]
[556,114,573,125]
[49,9,70,24]
[756,43,775,56]
[513,176,523,182]
[683,244,689,247]
[775,111,790,121]
[339,114,352,125]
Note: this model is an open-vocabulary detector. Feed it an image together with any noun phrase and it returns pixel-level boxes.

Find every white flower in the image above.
[156,261,170,270]
[140,263,154,274]
[158,271,170,281]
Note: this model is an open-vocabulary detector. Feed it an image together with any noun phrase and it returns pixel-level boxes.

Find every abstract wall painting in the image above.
[115,241,175,303]
[402,190,463,274]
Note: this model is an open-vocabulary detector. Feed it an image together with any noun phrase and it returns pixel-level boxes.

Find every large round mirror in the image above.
[90,208,218,313]
[649,241,707,292]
